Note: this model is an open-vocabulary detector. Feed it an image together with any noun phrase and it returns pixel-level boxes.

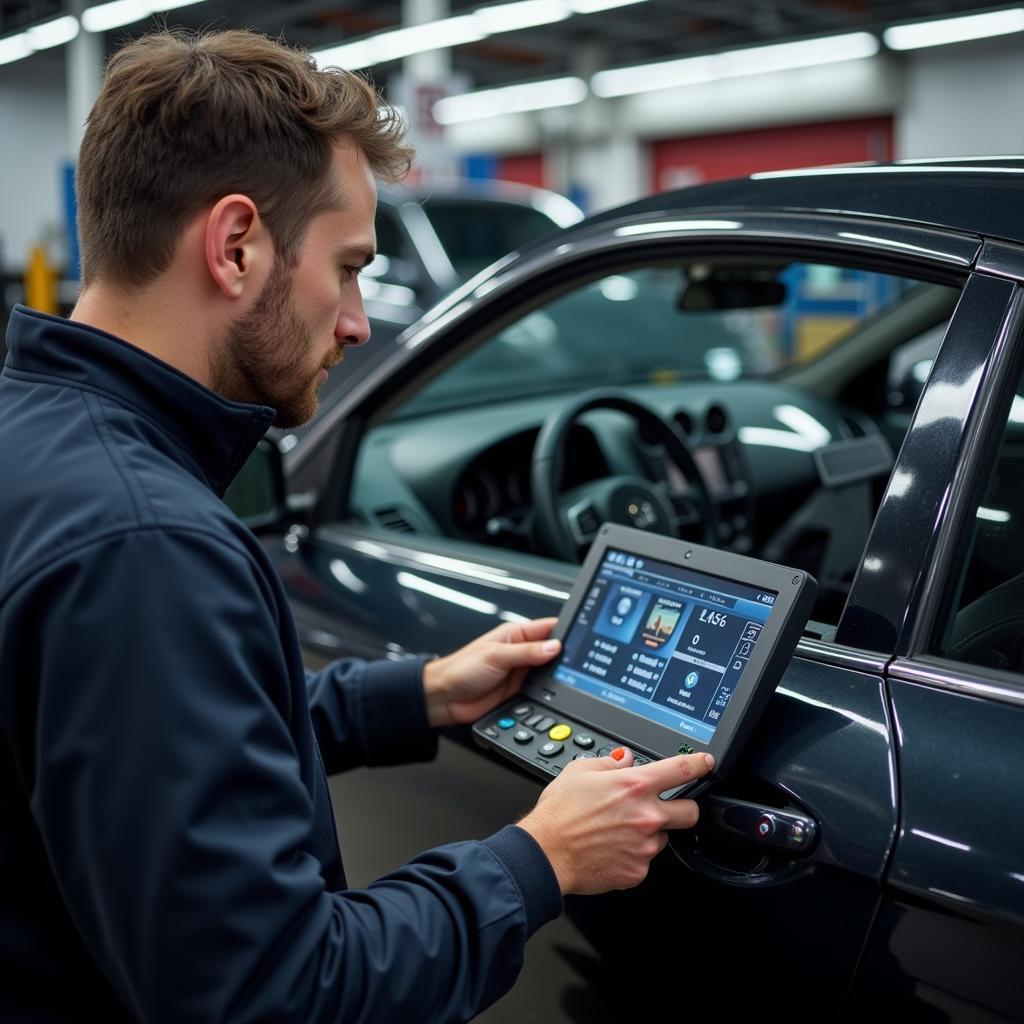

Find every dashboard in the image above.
[351,379,880,604]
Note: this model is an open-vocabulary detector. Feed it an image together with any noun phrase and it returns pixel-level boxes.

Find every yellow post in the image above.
[24,244,58,315]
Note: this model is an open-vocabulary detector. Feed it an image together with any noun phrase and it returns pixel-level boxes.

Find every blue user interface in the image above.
[553,549,777,744]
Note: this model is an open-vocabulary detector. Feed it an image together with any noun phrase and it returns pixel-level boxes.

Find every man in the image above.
[0,29,712,1023]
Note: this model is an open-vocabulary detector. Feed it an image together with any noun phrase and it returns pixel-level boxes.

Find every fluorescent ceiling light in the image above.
[593,54,715,96]
[82,0,149,32]
[433,75,586,123]
[26,15,79,49]
[0,34,33,65]
[0,14,80,65]
[314,0,652,71]
[476,0,569,34]
[82,0,204,33]
[884,7,1024,50]
[593,31,878,97]
[315,14,484,70]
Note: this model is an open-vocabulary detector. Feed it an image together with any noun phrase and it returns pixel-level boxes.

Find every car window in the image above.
[349,253,960,633]
[397,263,922,418]
[419,198,562,278]
[934,368,1024,673]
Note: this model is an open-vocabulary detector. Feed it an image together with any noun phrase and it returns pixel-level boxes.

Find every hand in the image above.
[423,617,560,728]
[518,748,714,895]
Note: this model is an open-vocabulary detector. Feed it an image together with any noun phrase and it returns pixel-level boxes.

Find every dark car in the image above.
[308,180,583,407]
[234,160,1024,1020]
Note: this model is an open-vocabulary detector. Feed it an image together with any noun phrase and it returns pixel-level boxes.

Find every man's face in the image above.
[220,142,376,428]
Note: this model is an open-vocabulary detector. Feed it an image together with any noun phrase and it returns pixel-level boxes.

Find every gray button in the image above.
[538,741,564,757]
[513,729,533,744]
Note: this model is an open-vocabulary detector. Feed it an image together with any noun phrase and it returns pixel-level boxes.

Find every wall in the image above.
[0,49,69,275]
[897,35,1024,158]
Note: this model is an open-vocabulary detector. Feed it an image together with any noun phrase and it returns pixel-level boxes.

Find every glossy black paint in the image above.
[845,677,1024,1020]
[262,162,1024,1020]
[275,524,898,1011]
[837,274,1020,653]
[558,164,1024,251]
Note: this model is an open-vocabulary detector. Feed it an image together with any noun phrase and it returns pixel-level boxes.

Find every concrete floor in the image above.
[328,735,603,1023]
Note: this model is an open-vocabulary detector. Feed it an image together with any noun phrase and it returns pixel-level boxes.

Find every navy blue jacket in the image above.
[0,306,561,1023]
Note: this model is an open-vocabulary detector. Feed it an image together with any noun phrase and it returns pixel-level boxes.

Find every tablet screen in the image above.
[553,547,778,744]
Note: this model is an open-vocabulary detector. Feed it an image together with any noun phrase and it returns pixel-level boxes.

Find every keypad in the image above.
[478,701,661,782]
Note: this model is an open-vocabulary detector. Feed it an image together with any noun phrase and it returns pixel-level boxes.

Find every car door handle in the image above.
[703,795,818,856]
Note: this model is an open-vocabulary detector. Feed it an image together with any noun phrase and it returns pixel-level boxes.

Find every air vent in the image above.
[374,506,417,533]
[674,411,694,436]
[705,404,728,434]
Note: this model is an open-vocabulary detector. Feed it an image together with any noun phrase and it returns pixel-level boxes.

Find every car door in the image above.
[271,213,987,1017]
[843,252,1024,1021]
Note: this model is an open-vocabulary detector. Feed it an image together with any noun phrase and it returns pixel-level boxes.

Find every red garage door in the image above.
[497,153,546,189]
[652,116,893,192]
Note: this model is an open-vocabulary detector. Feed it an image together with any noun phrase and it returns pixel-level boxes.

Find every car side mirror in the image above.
[223,438,288,534]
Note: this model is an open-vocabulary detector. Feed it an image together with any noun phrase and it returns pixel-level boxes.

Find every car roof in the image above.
[551,158,1024,250]
[378,179,584,227]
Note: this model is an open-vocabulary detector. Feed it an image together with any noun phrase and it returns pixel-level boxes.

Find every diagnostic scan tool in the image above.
[473,524,817,799]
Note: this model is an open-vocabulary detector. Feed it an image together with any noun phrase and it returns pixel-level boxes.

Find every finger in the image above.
[638,752,714,790]
[486,636,561,671]
[484,616,559,645]
[661,797,701,831]
[513,617,558,641]
[608,746,634,768]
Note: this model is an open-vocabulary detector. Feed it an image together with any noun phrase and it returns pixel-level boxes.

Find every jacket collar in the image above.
[3,305,276,495]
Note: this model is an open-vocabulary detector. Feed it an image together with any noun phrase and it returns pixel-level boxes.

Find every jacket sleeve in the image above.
[304,656,438,773]
[18,526,562,1023]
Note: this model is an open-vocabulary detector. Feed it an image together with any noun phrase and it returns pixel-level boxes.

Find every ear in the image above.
[204,195,270,300]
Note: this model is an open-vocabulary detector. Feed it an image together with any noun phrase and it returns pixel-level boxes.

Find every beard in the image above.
[213,260,338,429]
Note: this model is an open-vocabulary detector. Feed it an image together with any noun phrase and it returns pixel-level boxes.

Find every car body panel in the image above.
[260,163,1024,1019]
[844,675,1024,1020]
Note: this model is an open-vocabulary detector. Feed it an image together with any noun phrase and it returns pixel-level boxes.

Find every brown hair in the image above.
[76,29,413,286]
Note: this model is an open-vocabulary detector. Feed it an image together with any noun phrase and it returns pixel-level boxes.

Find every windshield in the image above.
[398,262,919,418]
[421,198,563,278]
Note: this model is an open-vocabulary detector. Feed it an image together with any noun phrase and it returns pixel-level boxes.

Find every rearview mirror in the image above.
[677,266,787,311]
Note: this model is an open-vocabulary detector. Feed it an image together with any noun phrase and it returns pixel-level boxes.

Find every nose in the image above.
[336,289,371,347]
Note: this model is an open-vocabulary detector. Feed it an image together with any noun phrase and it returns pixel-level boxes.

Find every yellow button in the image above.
[549,724,572,742]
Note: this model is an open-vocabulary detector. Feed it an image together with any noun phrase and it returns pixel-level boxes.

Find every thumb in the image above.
[598,745,634,768]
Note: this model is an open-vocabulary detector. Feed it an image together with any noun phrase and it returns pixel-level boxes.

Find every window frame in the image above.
[289,212,983,665]
[889,246,1024,699]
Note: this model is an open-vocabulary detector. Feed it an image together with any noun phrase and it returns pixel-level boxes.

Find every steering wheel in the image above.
[531,390,719,562]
